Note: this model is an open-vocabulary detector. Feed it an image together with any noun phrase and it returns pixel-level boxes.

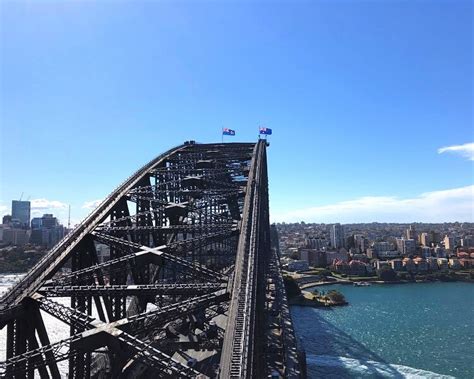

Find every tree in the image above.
[283,276,301,298]
[319,270,332,277]
[326,290,346,304]
[290,252,299,260]
[377,266,397,281]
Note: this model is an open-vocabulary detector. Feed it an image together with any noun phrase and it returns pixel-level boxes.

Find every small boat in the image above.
[353,282,371,287]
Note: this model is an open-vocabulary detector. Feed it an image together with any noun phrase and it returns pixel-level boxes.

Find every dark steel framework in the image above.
[0,141,302,378]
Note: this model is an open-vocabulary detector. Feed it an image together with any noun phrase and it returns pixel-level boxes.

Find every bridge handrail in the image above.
[219,139,265,378]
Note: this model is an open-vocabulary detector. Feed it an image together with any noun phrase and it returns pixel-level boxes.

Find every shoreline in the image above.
[288,290,348,308]
[298,276,474,290]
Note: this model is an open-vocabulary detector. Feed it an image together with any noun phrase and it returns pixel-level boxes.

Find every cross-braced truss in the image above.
[0,141,302,378]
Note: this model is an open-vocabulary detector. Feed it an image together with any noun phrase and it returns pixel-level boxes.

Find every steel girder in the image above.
[39,283,227,297]
[0,141,302,378]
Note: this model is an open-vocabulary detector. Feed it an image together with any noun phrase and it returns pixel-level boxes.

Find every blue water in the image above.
[291,282,474,378]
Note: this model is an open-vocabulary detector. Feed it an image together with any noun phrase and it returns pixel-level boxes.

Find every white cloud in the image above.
[28,199,68,223]
[438,142,474,161]
[82,199,104,210]
[271,185,474,223]
[31,198,68,210]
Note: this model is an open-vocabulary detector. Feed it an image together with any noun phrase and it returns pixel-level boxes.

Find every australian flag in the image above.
[222,128,236,136]
[259,127,272,135]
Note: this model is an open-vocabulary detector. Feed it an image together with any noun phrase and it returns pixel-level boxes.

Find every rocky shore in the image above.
[287,289,348,308]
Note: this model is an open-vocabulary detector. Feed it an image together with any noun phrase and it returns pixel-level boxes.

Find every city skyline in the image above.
[1,1,473,225]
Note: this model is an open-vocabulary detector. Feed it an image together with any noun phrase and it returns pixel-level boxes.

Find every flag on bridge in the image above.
[259,127,272,135]
[222,128,236,136]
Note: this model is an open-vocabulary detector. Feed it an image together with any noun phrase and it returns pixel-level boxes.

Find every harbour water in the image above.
[291,282,474,378]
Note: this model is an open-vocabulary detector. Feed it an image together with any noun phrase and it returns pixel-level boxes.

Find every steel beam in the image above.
[39,283,227,297]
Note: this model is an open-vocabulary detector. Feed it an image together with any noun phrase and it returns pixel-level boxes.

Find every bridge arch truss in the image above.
[0,141,302,378]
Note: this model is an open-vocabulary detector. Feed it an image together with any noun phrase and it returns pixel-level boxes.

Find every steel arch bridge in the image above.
[0,140,303,378]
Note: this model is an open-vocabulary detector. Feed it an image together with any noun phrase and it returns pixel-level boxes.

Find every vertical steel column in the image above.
[135,176,152,285]
[14,318,28,379]
[85,237,108,323]
[109,199,130,321]
[69,244,93,379]
[6,320,15,378]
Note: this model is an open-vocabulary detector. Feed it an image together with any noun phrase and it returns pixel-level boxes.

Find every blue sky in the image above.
[1,0,473,225]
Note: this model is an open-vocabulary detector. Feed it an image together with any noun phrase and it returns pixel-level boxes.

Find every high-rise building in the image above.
[326,249,349,263]
[300,249,327,267]
[443,235,455,252]
[330,223,345,249]
[360,237,369,253]
[353,234,364,244]
[3,228,29,246]
[312,250,327,267]
[405,225,417,241]
[29,213,65,248]
[31,217,43,229]
[461,236,473,248]
[29,229,43,245]
[345,235,355,249]
[419,232,432,247]
[396,238,416,256]
[305,236,329,250]
[12,200,31,228]
[41,214,58,229]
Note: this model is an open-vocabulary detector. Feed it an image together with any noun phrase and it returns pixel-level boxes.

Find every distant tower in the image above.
[419,232,431,247]
[443,235,455,252]
[330,223,345,249]
[406,225,417,241]
[12,200,31,228]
